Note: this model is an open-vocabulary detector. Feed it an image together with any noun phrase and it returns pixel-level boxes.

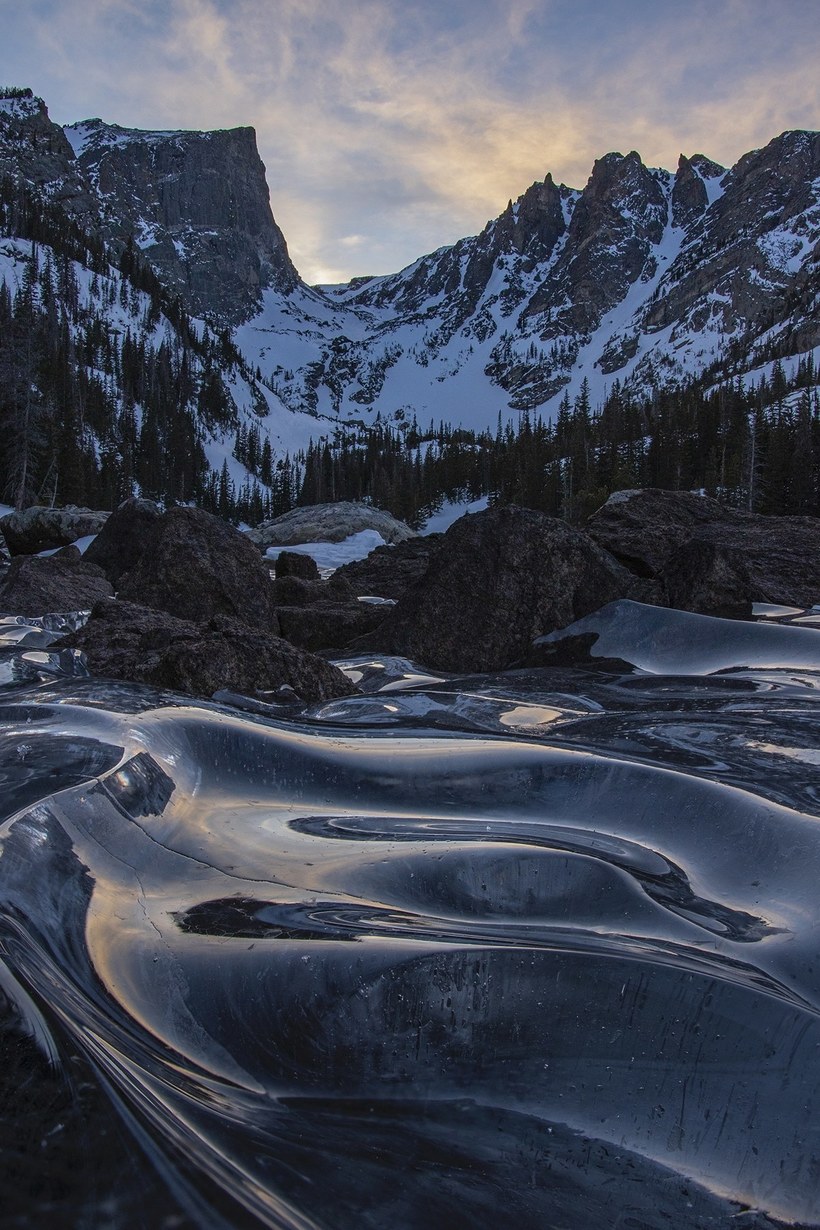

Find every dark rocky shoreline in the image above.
[0,492,817,705]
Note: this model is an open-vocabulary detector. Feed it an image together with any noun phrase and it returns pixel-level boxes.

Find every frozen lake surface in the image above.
[1,602,819,1229]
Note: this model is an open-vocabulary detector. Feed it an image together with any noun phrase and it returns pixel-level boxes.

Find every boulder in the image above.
[662,538,753,617]
[351,505,632,673]
[117,506,278,631]
[83,497,162,586]
[58,600,357,703]
[331,534,443,601]
[245,501,415,549]
[0,505,109,555]
[0,553,114,616]
[586,489,737,577]
[587,489,820,608]
[271,575,327,607]
[274,550,320,581]
[275,601,389,654]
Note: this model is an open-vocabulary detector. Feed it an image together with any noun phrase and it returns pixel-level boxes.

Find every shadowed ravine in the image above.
[1,604,819,1229]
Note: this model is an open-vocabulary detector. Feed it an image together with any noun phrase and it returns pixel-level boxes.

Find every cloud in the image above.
[1,0,819,280]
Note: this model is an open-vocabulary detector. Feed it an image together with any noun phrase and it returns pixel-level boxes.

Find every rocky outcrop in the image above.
[247,502,415,549]
[352,505,633,672]
[587,489,733,576]
[0,94,98,227]
[644,131,820,349]
[117,506,278,630]
[587,489,820,610]
[58,600,356,703]
[330,535,442,600]
[0,505,109,556]
[269,571,390,652]
[275,601,388,654]
[274,550,320,581]
[0,551,113,615]
[671,154,724,228]
[524,151,669,335]
[65,119,299,322]
[83,497,162,586]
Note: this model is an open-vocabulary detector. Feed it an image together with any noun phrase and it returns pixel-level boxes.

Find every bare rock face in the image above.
[248,502,415,549]
[83,497,162,586]
[357,505,632,672]
[0,506,110,556]
[117,506,278,631]
[524,151,669,335]
[0,553,113,616]
[64,119,299,323]
[671,154,723,228]
[662,538,753,617]
[0,94,98,227]
[645,130,820,348]
[587,489,820,609]
[586,489,736,576]
[330,535,442,600]
[275,601,388,654]
[274,551,320,581]
[59,600,356,703]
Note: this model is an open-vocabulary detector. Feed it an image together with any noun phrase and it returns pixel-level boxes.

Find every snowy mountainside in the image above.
[1,87,818,495]
[237,131,819,434]
[0,91,326,513]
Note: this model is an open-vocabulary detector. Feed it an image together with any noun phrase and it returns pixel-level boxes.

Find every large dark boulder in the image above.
[274,550,320,581]
[0,553,113,615]
[331,534,443,601]
[353,505,632,672]
[0,505,109,555]
[662,538,753,617]
[276,601,389,654]
[586,489,738,576]
[83,497,162,586]
[58,600,356,703]
[117,506,278,630]
[587,489,820,608]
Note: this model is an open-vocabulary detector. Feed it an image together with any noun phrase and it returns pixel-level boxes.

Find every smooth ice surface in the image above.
[1,603,820,1229]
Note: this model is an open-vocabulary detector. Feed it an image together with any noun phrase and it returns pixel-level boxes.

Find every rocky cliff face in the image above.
[0,94,299,325]
[64,120,299,322]
[0,94,97,226]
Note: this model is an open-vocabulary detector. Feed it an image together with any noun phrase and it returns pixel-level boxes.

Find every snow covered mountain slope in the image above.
[241,131,819,433]
[2,88,818,456]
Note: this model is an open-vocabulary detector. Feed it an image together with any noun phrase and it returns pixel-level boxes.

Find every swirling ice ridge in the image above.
[1,600,820,1229]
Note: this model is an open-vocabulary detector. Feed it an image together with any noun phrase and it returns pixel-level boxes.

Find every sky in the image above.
[2,0,820,284]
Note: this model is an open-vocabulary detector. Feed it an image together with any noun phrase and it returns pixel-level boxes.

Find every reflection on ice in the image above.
[0,601,819,1228]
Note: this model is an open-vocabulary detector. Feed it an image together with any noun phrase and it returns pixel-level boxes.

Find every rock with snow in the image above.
[352,505,632,672]
[0,552,113,616]
[117,506,278,631]
[65,119,299,323]
[330,535,443,601]
[247,503,415,549]
[58,600,356,703]
[83,497,162,586]
[0,505,110,556]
